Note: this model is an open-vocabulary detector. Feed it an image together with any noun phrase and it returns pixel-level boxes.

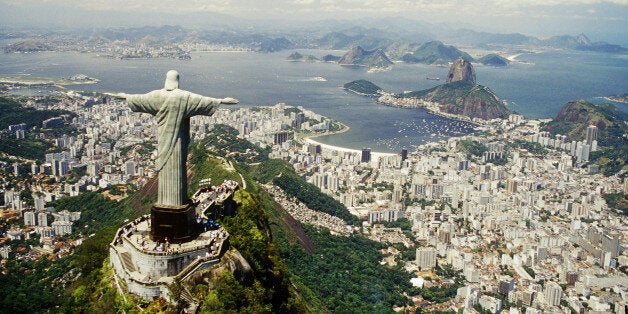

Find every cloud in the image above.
[2,0,627,15]
[0,0,626,39]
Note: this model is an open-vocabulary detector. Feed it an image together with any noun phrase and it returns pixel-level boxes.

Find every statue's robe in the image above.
[126,89,221,207]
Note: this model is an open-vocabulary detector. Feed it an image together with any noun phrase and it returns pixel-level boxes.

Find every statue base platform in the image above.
[109,215,229,301]
[151,203,198,243]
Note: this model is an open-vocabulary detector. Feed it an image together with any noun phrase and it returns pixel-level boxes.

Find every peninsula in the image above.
[0,74,99,87]
[604,93,628,104]
[349,58,510,121]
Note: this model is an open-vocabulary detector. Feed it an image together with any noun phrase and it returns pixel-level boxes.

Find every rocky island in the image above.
[286,51,320,62]
[338,46,393,69]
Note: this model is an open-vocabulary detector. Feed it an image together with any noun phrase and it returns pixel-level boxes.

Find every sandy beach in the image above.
[304,138,397,163]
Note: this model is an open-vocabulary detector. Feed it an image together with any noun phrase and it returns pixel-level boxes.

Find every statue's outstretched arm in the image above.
[125,91,161,115]
[220,97,239,105]
[186,92,237,116]
[104,92,128,100]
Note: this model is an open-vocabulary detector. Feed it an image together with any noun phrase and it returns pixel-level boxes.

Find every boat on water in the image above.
[309,76,327,82]
[426,77,440,81]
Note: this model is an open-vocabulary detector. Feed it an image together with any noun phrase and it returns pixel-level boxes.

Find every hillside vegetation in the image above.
[343,79,382,96]
[402,41,473,64]
[543,100,628,175]
[404,81,510,120]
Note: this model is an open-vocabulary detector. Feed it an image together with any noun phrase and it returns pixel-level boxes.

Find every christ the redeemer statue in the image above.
[109,70,237,241]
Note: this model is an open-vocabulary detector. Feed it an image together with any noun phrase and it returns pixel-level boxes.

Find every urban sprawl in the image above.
[1,91,626,313]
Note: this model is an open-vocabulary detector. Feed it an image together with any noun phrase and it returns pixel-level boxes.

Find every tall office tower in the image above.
[586,125,598,145]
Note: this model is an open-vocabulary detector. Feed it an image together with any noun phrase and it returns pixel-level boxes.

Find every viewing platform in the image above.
[110,180,239,301]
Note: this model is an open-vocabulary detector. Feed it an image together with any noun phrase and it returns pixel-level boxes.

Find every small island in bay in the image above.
[477,53,509,67]
[286,51,320,62]
[338,46,393,69]
[343,80,382,96]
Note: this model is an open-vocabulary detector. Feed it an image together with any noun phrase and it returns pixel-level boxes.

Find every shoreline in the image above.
[603,96,628,104]
[295,120,350,143]
[0,74,99,87]
[303,137,397,161]
[376,93,483,127]
[296,120,397,158]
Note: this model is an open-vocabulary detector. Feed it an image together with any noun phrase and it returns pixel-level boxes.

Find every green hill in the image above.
[0,97,72,129]
[338,46,393,68]
[401,41,473,65]
[4,39,50,53]
[543,100,626,141]
[0,97,75,160]
[404,81,510,120]
[478,53,509,66]
[343,79,382,96]
[543,100,628,175]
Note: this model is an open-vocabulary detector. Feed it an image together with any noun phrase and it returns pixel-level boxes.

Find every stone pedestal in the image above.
[110,216,229,301]
[151,203,198,243]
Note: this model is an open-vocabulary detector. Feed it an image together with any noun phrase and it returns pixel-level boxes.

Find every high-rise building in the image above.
[273,132,291,145]
[361,148,371,163]
[51,221,73,236]
[37,212,48,227]
[401,148,408,161]
[308,144,321,156]
[506,179,518,194]
[544,282,563,306]
[586,125,598,145]
[498,276,515,295]
[416,247,437,270]
[87,161,100,177]
[601,233,620,258]
[125,160,136,176]
[24,211,37,226]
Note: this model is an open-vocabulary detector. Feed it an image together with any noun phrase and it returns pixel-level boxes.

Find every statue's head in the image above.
[164,70,179,91]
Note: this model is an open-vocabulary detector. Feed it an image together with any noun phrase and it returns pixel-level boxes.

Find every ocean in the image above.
[0,49,626,152]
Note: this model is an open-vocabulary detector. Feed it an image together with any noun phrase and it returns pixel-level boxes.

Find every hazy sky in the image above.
[1,0,627,43]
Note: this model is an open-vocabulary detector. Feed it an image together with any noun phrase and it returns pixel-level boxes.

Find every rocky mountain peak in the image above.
[446,57,476,84]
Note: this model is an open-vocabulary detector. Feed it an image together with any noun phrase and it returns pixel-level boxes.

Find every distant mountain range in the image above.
[3,22,626,55]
